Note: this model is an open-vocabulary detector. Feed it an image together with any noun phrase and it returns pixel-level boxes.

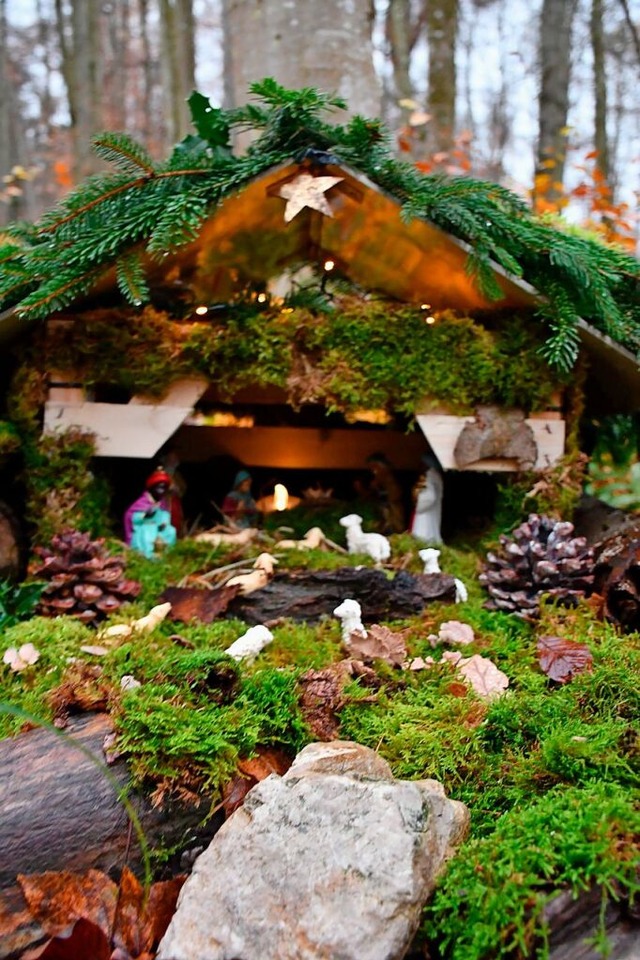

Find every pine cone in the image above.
[30,529,141,624]
[480,514,594,619]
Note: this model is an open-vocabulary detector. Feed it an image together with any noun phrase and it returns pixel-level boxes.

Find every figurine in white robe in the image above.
[410,467,443,543]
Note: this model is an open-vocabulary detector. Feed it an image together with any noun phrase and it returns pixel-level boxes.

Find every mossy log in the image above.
[546,885,639,959]
[0,713,219,959]
[225,567,457,625]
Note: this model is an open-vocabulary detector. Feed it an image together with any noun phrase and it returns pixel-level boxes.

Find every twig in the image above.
[324,537,349,554]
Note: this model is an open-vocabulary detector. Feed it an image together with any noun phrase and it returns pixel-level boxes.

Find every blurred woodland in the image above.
[1,0,640,246]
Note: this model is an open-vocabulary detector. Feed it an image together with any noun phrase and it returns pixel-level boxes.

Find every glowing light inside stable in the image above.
[257,292,268,303]
[273,483,289,511]
[420,303,431,310]
[195,305,209,315]
[323,259,335,272]
[425,315,436,325]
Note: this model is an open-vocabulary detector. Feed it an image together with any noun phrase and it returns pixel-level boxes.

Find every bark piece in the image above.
[454,405,537,470]
[226,568,456,625]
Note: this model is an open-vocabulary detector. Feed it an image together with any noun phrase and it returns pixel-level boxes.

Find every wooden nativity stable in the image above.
[1,82,640,534]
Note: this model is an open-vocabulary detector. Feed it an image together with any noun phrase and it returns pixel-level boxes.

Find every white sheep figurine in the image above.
[339,514,391,565]
[333,598,367,647]
[224,624,274,664]
[225,553,278,594]
[419,548,442,574]
[419,548,468,603]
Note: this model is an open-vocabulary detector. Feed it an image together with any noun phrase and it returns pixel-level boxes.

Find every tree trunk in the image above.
[590,0,610,186]
[535,0,578,208]
[54,0,103,181]
[386,0,416,104]
[221,0,381,127]
[159,0,196,145]
[0,0,21,224]
[424,0,459,155]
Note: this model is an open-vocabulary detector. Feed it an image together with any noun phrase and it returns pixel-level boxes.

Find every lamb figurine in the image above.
[333,598,367,648]
[339,514,391,565]
[419,548,442,574]
[224,624,274,664]
[225,553,278,594]
[419,548,468,603]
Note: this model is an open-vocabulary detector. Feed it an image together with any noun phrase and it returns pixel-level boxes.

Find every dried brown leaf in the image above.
[222,747,293,817]
[537,634,594,684]
[451,653,509,699]
[438,620,475,645]
[346,623,408,666]
[297,659,378,740]
[17,869,117,939]
[159,585,239,623]
[21,917,111,960]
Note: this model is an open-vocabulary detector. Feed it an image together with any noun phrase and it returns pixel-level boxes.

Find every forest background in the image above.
[1,0,640,253]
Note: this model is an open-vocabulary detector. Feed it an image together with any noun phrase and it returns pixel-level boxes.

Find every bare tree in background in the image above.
[159,0,196,144]
[591,0,611,185]
[535,0,579,207]
[386,0,424,104]
[221,0,381,120]
[424,0,459,154]
[54,0,103,179]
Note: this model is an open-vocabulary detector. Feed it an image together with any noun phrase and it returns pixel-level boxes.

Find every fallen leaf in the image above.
[446,681,470,697]
[406,656,435,671]
[237,746,292,782]
[160,586,239,623]
[452,653,509,699]
[16,868,185,959]
[79,645,110,657]
[17,870,117,940]
[537,635,593,684]
[438,621,475,646]
[22,917,111,959]
[345,623,409,666]
[298,659,379,741]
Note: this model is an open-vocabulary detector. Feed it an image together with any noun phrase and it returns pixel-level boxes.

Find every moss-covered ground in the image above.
[1,530,638,959]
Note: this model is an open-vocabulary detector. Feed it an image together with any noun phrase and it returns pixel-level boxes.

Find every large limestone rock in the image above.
[158,740,469,960]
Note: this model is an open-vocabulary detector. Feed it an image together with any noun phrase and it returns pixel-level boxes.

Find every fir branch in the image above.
[15,265,107,319]
[91,132,158,177]
[116,252,150,306]
[38,168,215,238]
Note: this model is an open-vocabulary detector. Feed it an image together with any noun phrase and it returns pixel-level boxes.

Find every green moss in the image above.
[0,616,95,736]
[22,429,112,544]
[422,782,640,960]
[38,301,566,418]
[0,420,21,457]
[1,532,637,959]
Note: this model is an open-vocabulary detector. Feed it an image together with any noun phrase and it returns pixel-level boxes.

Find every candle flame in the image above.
[273,483,289,511]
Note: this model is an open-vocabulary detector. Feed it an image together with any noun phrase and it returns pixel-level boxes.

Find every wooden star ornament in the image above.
[278,173,344,223]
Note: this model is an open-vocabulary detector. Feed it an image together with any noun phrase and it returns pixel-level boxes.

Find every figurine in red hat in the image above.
[123,469,177,557]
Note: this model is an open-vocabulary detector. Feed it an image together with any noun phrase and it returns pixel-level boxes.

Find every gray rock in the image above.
[158,740,469,960]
